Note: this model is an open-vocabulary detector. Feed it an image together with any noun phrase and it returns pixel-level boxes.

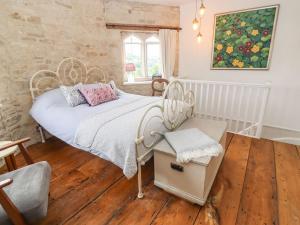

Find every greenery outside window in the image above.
[123,32,162,83]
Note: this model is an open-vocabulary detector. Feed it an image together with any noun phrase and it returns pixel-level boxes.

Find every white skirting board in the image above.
[262,125,300,145]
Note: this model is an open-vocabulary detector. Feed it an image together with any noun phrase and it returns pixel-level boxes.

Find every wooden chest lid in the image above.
[153,118,227,166]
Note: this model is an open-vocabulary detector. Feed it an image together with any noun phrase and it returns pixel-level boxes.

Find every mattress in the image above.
[30,88,162,178]
[30,88,146,144]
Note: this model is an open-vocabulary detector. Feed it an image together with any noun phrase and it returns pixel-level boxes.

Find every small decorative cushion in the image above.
[60,83,86,107]
[79,84,117,106]
[108,80,120,96]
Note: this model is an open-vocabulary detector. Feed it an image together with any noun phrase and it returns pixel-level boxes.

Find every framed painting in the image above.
[211,5,279,70]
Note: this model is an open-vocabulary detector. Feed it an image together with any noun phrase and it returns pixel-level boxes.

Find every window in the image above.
[123,33,162,83]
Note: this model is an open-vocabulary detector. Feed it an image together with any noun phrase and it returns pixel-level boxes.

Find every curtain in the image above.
[159,29,177,79]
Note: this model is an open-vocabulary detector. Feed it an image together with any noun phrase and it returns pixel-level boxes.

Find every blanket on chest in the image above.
[164,128,222,163]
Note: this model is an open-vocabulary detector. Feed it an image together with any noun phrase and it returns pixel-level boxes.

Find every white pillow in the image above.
[60,83,86,107]
[108,80,120,96]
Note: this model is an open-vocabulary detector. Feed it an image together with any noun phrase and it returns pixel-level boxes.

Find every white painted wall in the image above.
[179,0,300,132]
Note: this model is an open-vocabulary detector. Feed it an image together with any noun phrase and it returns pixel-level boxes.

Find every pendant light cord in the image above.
[195,0,198,18]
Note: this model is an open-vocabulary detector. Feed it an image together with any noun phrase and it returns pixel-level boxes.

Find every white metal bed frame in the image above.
[29,57,195,198]
[29,57,107,143]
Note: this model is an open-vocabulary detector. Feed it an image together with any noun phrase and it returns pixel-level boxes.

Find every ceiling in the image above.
[127,0,194,6]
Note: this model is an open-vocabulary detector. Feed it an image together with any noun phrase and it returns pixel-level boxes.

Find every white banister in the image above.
[176,78,271,138]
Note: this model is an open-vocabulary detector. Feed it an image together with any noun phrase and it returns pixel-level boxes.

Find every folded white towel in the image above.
[164,128,222,163]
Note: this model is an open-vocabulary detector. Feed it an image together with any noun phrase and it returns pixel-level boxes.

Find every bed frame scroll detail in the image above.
[135,80,195,198]
[29,57,107,143]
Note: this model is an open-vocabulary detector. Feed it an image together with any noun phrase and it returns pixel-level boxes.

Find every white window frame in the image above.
[122,32,162,84]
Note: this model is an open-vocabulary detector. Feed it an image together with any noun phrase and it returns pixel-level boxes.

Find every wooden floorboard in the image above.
[151,195,200,225]
[194,134,252,225]
[274,142,300,225]
[1,134,299,225]
[225,132,234,150]
[235,138,278,225]
[42,159,124,225]
[64,160,154,225]
[107,184,169,225]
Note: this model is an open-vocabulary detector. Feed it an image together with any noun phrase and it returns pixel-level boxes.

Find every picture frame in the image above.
[211,5,280,70]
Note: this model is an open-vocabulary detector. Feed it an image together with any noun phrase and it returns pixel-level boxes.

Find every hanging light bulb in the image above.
[199,1,206,17]
[197,32,203,43]
[192,0,199,31]
[192,18,199,31]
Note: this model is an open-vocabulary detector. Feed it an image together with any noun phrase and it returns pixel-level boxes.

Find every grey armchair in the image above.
[0,138,51,225]
[0,161,51,225]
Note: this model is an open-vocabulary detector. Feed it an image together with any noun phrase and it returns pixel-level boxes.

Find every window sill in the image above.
[123,81,152,86]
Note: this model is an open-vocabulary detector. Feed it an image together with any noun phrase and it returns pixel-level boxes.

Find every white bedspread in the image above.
[74,96,160,178]
[30,88,161,178]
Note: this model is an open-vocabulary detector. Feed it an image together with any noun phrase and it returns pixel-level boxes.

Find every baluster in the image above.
[223,85,230,122]
[205,83,210,118]
[216,84,223,120]
[251,87,260,136]
[256,86,269,138]
[199,82,204,117]
[228,85,237,132]
[194,82,198,113]
[211,83,216,119]
[242,87,252,132]
[235,85,245,133]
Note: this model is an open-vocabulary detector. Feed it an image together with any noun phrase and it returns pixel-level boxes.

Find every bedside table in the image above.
[153,118,227,205]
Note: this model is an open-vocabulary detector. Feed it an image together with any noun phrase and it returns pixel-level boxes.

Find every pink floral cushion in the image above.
[79,84,117,106]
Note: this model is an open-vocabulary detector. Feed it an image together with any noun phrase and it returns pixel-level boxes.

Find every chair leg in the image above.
[18,143,34,165]
[0,189,27,225]
[9,155,17,170]
[4,157,14,172]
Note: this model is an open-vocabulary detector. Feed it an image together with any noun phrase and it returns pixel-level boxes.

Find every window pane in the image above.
[146,43,161,77]
[125,43,143,79]
[146,36,160,43]
[124,35,141,44]
[124,35,143,81]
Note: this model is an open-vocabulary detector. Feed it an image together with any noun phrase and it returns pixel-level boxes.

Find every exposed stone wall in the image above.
[0,0,180,143]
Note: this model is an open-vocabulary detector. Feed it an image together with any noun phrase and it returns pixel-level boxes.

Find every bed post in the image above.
[37,125,46,143]
[137,160,144,198]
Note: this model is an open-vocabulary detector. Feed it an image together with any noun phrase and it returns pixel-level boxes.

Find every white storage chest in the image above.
[153,118,227,205]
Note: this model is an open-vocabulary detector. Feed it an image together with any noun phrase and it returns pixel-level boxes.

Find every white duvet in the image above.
[30,88,161,178]
[74,97,161,178]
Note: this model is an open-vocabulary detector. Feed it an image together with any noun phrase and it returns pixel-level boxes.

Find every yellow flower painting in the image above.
[216,44,223,51]
[212,5,279,69]
[226,46,234,54]
[251,45,260,53]
[226,30,232,36]
[251,29,259,36]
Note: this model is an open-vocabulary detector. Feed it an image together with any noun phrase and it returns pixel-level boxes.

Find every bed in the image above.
[29,57,195,198]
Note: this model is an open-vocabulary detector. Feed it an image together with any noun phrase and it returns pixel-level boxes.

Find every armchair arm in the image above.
[0,137,33,165]
[0,178,27,225]
[0,179,13,189]
[0,137,30,151]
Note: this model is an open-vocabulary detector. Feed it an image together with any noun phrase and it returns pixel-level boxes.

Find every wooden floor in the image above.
[5,134,300,225]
